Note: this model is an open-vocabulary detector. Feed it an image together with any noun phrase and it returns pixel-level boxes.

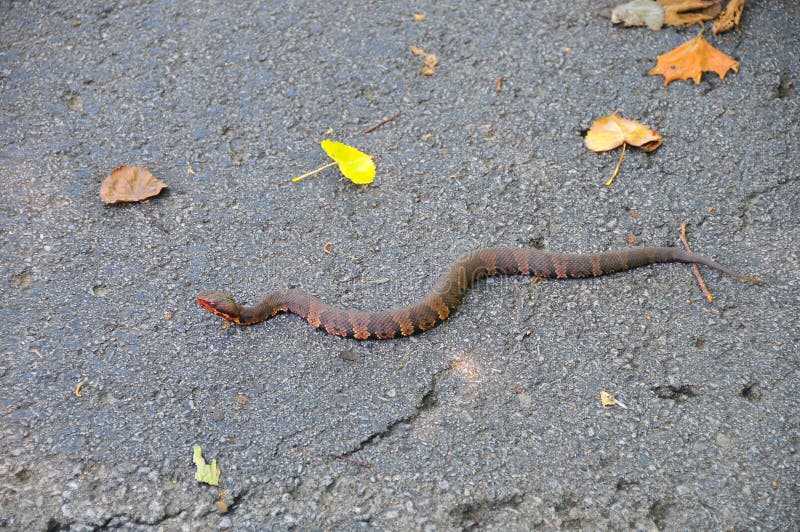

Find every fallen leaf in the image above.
[193,445,220,486]
[612,0,665,30]
[648,33,739,85]
[601,390,628,408]
[713,0,744,35]
[100,165,168,204]
[584,112,663,152]
[292,141,376,184]
[658,0,722,26]
[411,45,438,76]
[319,140,375,184]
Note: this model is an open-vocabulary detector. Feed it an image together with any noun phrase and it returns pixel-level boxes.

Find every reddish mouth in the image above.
[197,297,236,322]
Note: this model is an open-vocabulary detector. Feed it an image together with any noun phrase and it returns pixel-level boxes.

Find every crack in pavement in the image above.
[449,490,525,528]
[342,366,451,457]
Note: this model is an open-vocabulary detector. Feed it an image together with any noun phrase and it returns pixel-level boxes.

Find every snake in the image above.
[197,246,762,340]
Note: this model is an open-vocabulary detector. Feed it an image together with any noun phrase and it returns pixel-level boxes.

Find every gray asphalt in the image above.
[1,1,798,529]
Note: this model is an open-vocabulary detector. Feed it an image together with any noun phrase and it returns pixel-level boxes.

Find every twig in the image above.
[143,209,169,234]
[496,76,504,93]
[328,453,372,468]
[362,111,402,134]
[679,222,714,302]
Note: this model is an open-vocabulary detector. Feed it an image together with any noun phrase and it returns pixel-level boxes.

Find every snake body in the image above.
[197,246,761,340]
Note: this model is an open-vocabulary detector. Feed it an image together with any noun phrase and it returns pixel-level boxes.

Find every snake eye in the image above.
[197,290,240,321]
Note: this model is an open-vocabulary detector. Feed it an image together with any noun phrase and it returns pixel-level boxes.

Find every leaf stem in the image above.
[292,161,337,183]
[605,142,627,186]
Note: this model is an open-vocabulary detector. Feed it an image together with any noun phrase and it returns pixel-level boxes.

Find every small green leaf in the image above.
[193,445,220,486]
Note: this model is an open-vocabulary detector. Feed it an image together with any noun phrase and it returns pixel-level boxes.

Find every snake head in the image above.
[197,290,241,323]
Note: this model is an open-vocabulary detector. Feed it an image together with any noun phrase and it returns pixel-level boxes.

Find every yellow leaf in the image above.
[320,140,376,184]
[193,445,220,486]
[584,112,663,152]
[648,33,739,86]
[601,390,627,409]
[410,45,439,76]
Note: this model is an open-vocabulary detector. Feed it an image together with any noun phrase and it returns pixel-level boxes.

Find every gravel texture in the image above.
[1,1,798,529]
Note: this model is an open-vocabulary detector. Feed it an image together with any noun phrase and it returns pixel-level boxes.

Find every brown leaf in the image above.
[648,34,739,85]
[658,0,722,26]
[713,0,745,35]
[100,165,167,204]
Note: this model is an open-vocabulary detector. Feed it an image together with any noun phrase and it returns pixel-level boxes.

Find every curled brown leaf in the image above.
[100,165,167,204]
[713,0,744,35]
[658,0,722,26]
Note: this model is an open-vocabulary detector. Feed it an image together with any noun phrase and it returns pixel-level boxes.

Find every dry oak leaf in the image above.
[648,34,738,85]
[584,113,663,152]
[657,0,722,26]
[100,165,167,204]
[713,0,744,35]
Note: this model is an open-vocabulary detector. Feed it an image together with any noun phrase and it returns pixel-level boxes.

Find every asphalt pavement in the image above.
[1,1,798,529]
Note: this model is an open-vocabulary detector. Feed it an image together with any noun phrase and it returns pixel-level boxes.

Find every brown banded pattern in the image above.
[347,312,372,340]
[197,245,763,339]
[390,308,415,337]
